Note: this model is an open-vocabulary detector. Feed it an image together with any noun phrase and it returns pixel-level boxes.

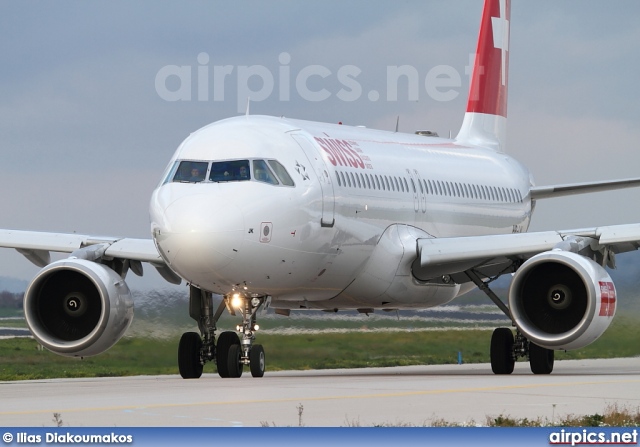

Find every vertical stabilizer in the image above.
[456,0,510,152]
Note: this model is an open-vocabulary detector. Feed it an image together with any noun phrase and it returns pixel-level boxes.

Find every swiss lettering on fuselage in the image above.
[314,137,373,170]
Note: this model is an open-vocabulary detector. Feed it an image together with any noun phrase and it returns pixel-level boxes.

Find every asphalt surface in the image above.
[1,358,639,427]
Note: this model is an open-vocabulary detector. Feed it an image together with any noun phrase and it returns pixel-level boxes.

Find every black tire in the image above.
[249,344,265,378]
[529,342,554,374]
[216,331,240,378]
[227,344,243,378]
[490,328,515,374]
[178,332,203,379]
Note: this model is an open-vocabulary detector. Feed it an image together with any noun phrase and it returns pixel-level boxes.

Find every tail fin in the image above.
[455,0,510,152]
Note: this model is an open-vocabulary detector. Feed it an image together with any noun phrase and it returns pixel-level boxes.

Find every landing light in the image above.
[230,293,243,309]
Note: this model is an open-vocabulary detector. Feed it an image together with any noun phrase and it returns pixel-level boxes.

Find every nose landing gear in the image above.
[226,293,267,378]
[177,285,267,379]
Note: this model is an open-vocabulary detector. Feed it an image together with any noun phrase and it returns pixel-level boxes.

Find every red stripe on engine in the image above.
[598,281,616,317]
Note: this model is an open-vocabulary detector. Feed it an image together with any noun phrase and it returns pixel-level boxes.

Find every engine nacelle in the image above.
[509,250,616,350]
[24,258,134,357]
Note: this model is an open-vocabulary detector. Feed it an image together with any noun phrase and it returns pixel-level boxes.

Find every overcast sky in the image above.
[2,1,640,289]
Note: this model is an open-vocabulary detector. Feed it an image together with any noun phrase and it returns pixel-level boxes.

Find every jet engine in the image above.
[509,250,616,351]
[24,258,134,357]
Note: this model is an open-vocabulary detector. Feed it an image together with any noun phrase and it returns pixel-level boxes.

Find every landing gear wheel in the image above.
[249,344,265,378]
[490,328,515,375]
[216,331,240,378]
[529,342,554,374]
[227,344,243,378]
[178,332,203,379]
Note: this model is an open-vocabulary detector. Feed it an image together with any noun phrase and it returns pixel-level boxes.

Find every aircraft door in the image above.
[290,134,335,228]
[413,169,427,213]
[406,168,419,213]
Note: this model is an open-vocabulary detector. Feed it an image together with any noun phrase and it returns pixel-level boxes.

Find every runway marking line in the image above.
[1,378,639,416]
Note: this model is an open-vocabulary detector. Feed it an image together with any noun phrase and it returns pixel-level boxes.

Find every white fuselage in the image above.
[150,115,533,310]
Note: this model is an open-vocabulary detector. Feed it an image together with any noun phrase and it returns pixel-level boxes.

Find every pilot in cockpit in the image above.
[189,167,203,182]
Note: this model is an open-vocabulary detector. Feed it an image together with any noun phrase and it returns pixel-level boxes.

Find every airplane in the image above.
[2,0,640,379]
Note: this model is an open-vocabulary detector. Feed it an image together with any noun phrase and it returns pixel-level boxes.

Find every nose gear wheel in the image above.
[177,285,268,379]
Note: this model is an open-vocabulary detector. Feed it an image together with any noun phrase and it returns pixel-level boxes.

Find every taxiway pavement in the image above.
[1,358,639,427]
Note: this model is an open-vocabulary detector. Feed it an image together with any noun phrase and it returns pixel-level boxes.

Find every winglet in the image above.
[456,0,510,152]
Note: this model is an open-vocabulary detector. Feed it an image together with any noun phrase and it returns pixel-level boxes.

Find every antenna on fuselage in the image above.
[245,97,251,116]
[395,115,400,132]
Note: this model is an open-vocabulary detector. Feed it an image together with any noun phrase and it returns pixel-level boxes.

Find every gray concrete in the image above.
[1,358,639,427]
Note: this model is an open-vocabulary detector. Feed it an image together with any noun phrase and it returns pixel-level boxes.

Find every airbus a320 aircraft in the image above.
[2,0,640,378]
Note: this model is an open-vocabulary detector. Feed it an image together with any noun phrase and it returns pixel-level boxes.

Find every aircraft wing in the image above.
[530,177,640,200]
[413,223,640,284]
[0,229,181,284]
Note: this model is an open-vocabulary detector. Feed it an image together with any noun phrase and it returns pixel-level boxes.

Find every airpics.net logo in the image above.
[155,52,480,113]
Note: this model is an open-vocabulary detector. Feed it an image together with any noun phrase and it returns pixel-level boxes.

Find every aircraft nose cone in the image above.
[155,193,244,279]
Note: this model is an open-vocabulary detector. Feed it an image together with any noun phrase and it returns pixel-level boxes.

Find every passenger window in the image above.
[268,160,295,186]
[253,160,279,185]
[173,160,208,183]
[335,172,342,187]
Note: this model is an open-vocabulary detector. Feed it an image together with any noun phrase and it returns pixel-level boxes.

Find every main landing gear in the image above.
[490,327,554,375]
[466,270,555,375]
[177,285,267,379]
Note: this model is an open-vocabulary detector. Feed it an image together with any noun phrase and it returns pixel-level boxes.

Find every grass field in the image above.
[1,315,638,381]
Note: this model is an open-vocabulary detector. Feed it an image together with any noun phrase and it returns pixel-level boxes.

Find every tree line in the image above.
[0,291,23,309]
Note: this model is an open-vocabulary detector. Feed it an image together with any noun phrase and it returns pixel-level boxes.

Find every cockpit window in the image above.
[210,160,250,182]
[163,158,295,187]
[162,161,180,185]
[172,160,208,183]
[253,159,279,185]
[268,160,295,186]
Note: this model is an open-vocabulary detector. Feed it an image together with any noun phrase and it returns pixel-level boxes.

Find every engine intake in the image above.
[24,258,134,357]
[509,250,616,350]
